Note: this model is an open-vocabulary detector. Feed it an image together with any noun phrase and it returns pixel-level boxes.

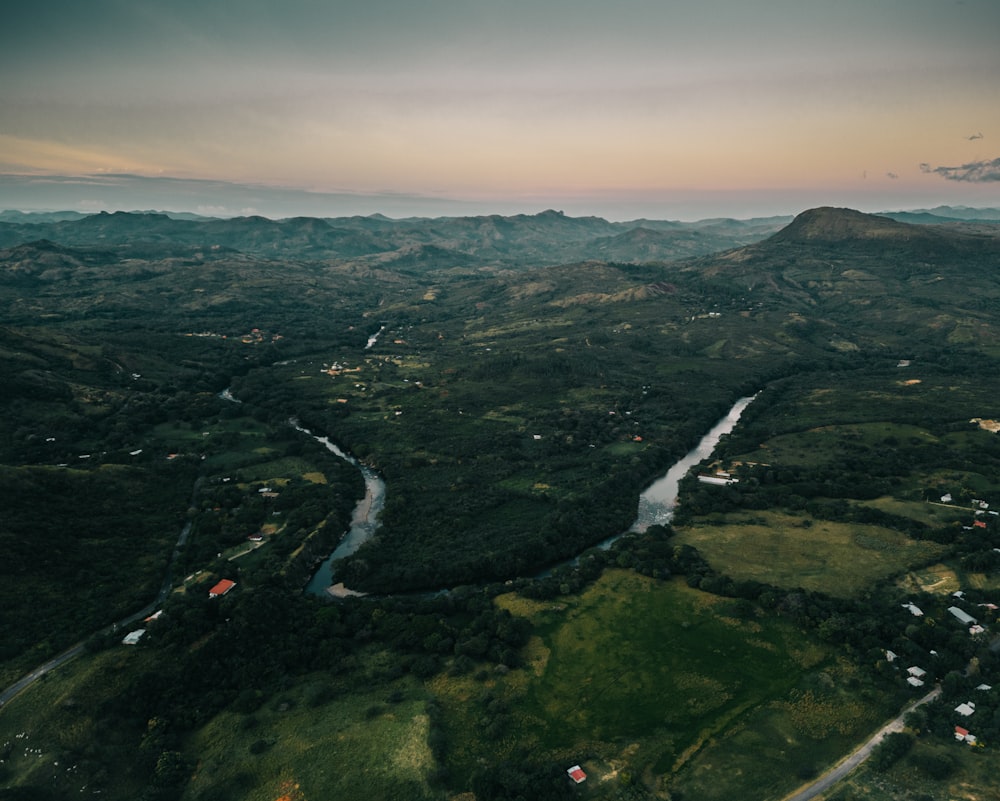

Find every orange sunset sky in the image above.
[2,0,998,219]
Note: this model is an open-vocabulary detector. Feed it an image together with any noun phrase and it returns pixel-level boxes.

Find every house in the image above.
[884,649,898,663]
[248,534,264,542]
[955,702,976,717]
[955,726,977,744]
[566,765,587,784]
[122,629,146,646]
[209,579,236,598]
[974,520,988,529]
[941,493,953,503]
[902,602,924,617]
[976,684,992,691]
[698,473,739,486]
[907,666,926,678]
[948,606,977,626]
[907,677,924,687]
[970,624,986,636]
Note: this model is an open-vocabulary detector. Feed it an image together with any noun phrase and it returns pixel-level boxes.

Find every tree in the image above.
[870,732,914,771]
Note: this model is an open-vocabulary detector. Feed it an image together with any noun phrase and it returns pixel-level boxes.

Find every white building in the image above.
[948,606,977,626]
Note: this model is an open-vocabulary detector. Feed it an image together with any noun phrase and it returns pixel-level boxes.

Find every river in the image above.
[300,394,758,596]
[365,324,387,350]
[632,394,757,531]
[297,424,386,597]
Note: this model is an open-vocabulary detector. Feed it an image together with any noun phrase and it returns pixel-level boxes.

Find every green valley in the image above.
[1,207,1000,801]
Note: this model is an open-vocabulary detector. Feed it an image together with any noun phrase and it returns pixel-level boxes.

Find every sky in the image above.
[2,0,999,220]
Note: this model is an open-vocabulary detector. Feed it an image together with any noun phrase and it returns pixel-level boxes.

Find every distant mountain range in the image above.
[0,205,996,267]
[0,208,793,265]
[881,205,1000,222]
[2,206,998,348]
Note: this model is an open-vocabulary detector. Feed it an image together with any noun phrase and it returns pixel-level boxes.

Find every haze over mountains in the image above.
[0,208,792,266]
[0,204,997,269]
[3,204,998,372]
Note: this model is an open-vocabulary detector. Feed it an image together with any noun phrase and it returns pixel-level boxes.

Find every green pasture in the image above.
[826,738,1000,801]
[603,440,645,457]
[673,511,946,597]
[0,648,157,799]
[898,562,962,596]
[743,422,938,469]
[920,466,1000,499]
[181,674,437,801]
[150,415,270,457]
[234,456,318,483]
[896,556,1000,596]
[754,371,1000,434]
[672,656,894,801]
[435,570,840,796]
[203,447,280,472]
[851,496,968,527]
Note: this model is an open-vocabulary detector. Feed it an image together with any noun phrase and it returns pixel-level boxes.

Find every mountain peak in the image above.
[772,207,916,243]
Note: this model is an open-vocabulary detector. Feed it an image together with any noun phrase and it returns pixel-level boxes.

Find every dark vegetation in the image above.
[1,207,1000,799]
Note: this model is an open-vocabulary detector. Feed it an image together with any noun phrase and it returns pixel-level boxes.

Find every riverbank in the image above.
[302,394,759,595]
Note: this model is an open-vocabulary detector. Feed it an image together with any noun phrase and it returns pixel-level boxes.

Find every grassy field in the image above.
[180,673,437,801]
[822,737,1000,801]
[674,511,947,597]
[0,648,159,799]
[898,561,1000,595]
[852,496,968,528]
[897,562,963,596]
[424,570,887,799]
[0,646,438,801]
[671,654,892,801]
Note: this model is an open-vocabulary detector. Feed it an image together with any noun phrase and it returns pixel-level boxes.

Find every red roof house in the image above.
[567,765,587,784]
[208,578,236,598]
[955,725,977,744]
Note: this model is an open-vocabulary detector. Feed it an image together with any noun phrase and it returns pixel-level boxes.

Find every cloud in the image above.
[920,158,1000,182]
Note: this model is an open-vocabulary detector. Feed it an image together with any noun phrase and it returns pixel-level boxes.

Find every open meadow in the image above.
[180,673,437,801]
[427,570,897,800]
[674,510,947,597]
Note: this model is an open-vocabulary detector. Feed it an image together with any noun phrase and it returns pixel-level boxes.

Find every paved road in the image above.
[781,686,941,801]
[0,511,197,710]
[0,644,86,707]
